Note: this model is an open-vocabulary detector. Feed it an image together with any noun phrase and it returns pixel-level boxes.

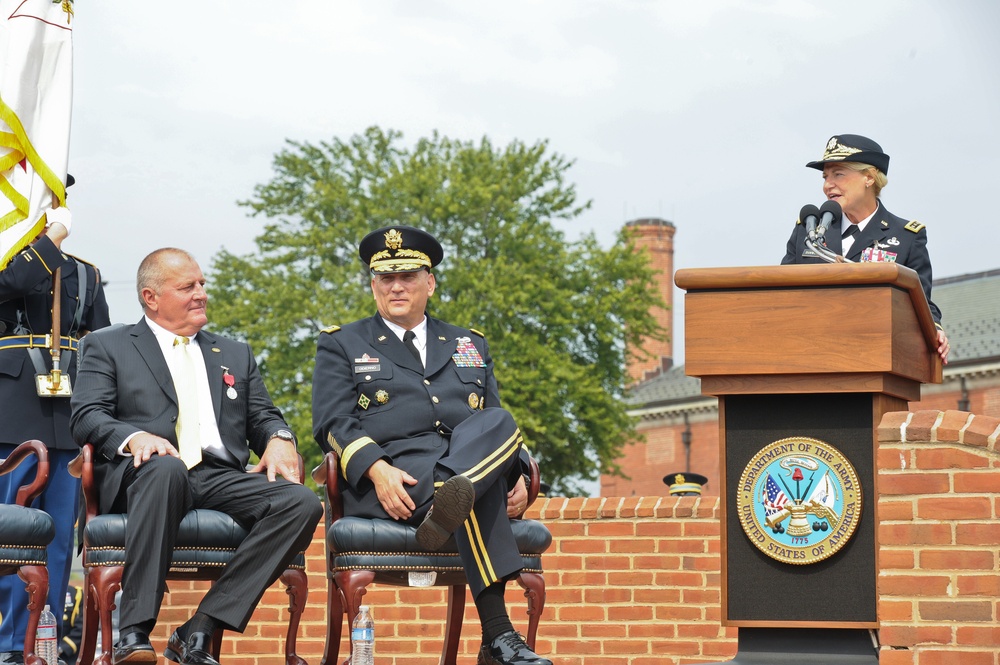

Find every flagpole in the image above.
[37,195,71,397]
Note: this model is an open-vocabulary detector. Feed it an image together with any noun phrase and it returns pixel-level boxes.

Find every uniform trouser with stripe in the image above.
[433,408,525,599]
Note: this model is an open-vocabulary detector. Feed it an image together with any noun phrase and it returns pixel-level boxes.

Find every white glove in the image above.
[45,206,72,236]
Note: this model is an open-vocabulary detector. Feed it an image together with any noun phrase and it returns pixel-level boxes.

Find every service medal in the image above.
[222,368,237,400]
[453,338,486,368]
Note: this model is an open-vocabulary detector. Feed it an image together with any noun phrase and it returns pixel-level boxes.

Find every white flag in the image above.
[808,470,837,509]
[0,0,75,269]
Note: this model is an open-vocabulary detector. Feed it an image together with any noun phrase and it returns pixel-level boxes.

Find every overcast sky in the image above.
[64,1,1000,361]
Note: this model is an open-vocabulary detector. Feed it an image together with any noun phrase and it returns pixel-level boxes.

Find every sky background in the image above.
[63,0,1000,364]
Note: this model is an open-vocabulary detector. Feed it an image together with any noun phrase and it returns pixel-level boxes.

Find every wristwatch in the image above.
[271,429,296,444]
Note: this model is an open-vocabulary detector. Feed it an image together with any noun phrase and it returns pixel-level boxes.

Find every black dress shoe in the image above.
[111,632,157,665]
[478,631,552,665]
[163,629,220,665]
[416,474,475,551]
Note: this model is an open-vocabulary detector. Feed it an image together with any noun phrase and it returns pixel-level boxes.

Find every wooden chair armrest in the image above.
[310,460,327,487]
[525,455,541,510]
[68,451,83,478]
[0,440,49,506]
[314,451,344,522]
[80,444,100,524]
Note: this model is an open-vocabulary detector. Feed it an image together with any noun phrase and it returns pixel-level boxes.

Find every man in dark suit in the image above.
[1,192,111,665]
[312,226,551,665]
[70,248,322,665]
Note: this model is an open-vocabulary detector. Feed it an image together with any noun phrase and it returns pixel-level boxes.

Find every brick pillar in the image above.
[624,218,675,384]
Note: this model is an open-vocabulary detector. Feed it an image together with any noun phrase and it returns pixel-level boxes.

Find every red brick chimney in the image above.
[624,218,675,384]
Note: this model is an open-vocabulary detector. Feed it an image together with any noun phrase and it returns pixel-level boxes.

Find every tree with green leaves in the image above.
[207,126,665,495]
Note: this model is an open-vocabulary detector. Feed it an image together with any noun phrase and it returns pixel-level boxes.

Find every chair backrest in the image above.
[0,440,54,574]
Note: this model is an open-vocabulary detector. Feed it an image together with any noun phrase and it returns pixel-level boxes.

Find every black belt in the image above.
[0,334,79,352]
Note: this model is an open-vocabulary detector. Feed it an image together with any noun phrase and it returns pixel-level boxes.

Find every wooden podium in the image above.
[675,264,941,657]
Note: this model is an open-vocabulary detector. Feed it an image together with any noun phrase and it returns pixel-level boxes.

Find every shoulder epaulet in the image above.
[904,220,925,233]
[320,325,341,334]
[469,328,485,338]
[68,254,98,269]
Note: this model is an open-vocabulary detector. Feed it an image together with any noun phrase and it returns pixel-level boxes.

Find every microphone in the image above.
[799,204,820,240]
[815,200,842,240]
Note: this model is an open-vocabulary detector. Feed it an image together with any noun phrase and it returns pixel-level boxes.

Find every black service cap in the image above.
[663,472,709,496]
[806,134,889,175]
[359,225,444,274]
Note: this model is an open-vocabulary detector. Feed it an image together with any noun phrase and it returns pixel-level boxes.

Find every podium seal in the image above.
[736,436,862,565]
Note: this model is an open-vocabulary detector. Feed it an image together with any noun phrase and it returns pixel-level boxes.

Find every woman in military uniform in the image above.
[781,134,950,362]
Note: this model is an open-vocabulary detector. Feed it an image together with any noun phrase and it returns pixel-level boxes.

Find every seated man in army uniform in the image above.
[312,226,552,665]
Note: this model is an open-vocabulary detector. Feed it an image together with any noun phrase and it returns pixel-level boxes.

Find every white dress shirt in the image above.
[119,317,227,460]
[381,315,428,366]
[841,208,876,256]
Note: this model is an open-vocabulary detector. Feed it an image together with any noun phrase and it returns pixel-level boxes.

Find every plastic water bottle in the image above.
[350,605,375,665]
[36,604,58,665]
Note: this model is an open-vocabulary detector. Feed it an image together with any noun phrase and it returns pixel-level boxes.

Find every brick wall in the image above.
[149,497,737,665]
[151,409,999,665]
[875,410,1000,665]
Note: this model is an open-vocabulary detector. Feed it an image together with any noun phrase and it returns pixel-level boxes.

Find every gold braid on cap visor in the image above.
[369,248,432,272]
[821,138,863,161]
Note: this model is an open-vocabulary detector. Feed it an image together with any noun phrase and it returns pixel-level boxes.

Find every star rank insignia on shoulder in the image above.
[320,324,341,334]
[904,220,925,233]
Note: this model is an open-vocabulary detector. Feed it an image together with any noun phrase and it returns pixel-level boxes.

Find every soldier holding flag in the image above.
[1,2,111,663]
[0,186,110,665]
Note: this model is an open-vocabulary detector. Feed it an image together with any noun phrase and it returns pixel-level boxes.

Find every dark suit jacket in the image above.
[70,318,288,514]
[781,201,942,324]
[0,235,111,448]
[312,314,521,520]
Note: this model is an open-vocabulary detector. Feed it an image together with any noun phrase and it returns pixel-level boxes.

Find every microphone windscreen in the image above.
[799,204,820,223]
[819,199,842,220]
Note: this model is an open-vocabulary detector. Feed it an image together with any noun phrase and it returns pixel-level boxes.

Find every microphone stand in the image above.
[804,236,852,264]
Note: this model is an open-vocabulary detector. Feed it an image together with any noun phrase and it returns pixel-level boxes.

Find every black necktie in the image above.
[842,224,859,239]
[403,330,422,366]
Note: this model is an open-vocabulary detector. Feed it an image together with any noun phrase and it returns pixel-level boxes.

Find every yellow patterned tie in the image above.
[173,336,203,469]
